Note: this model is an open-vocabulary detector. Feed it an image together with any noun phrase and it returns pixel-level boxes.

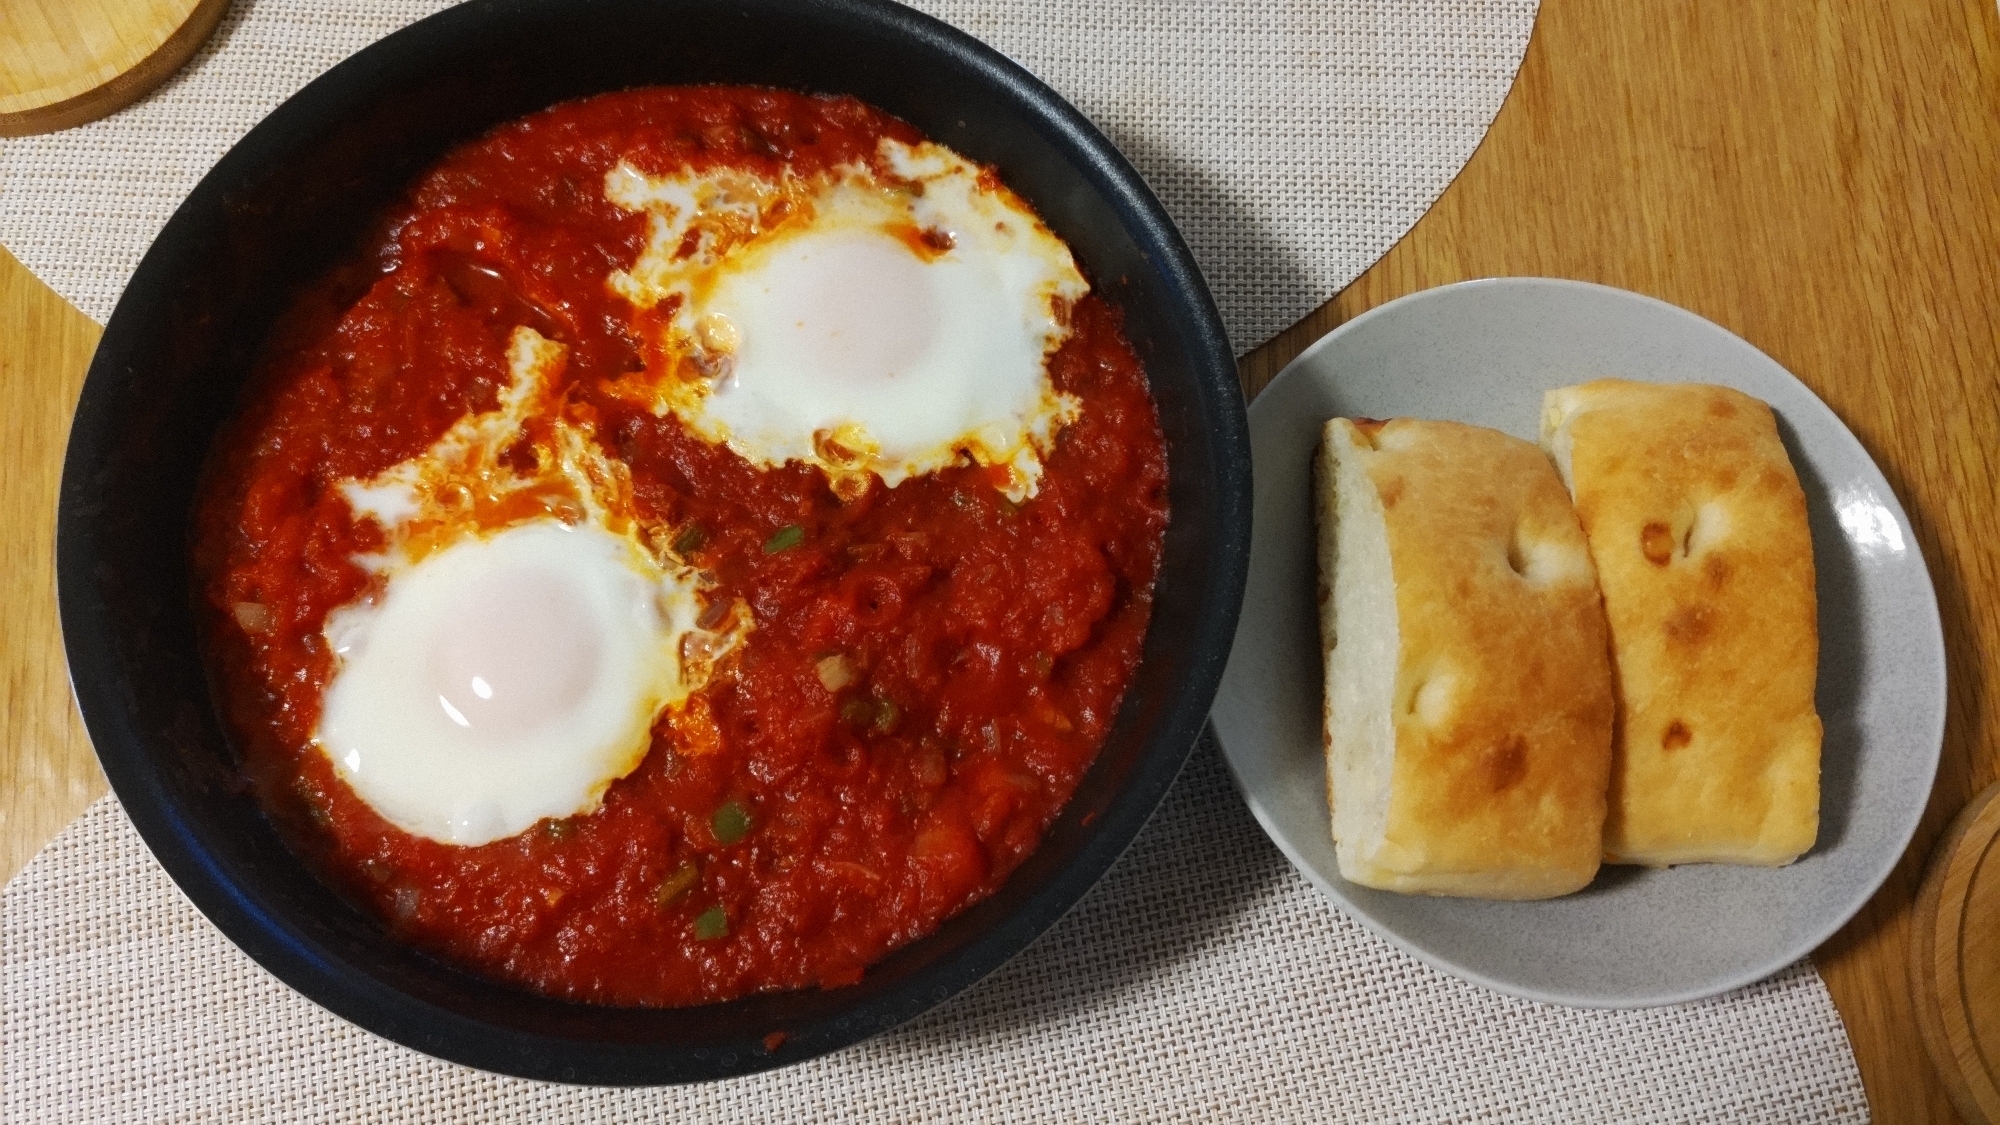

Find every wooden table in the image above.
[3,0,1994,1118]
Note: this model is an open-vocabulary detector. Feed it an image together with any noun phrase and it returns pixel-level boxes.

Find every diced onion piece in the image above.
[816,653,855,692]
[233,601,274,634]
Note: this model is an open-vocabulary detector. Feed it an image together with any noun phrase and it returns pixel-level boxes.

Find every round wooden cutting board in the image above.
[1911,781,2000,1124]
[0,0,229,137]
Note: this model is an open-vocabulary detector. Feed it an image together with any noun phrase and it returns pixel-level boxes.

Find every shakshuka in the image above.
[194,86,1168,1006]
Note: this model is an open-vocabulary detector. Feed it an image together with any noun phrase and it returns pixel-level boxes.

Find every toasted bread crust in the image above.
[1315,422,1339,774]
[1321,418,1614,899]
[1542,380,1821,867]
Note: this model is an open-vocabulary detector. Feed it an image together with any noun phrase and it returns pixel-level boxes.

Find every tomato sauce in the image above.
[194,87,1168,1006]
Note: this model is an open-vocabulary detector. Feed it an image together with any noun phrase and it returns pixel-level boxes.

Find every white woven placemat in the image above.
[4,742,1868,1123]
[0,1,1872,1118]
[0,0,1538,351]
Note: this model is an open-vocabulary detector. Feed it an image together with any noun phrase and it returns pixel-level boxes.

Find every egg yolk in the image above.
[729,227,941,389]
[427,561,602,738]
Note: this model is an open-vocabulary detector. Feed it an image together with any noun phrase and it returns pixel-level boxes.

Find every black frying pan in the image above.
[58,0,1250,1084]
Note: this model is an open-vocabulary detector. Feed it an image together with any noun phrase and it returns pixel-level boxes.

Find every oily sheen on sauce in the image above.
[194,86,1169,1007]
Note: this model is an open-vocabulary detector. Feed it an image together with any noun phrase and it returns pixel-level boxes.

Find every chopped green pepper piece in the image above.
[763,524,805,554]
[694,906,729,940]
[872,697,902,735]
[840,697,876,728]
[713,800,751,844]
[655,862,699,909]
[671,525,707,557]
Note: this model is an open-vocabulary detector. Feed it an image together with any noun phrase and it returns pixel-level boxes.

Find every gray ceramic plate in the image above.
[1212,277,1945,1008]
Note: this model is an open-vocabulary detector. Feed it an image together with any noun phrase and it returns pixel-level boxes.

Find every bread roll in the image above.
[1540,380,1820,867]
[1316,418,1614,900]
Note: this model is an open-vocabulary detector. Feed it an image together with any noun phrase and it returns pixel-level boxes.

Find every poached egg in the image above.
[315,328,748,846]
[606,138,1088,502]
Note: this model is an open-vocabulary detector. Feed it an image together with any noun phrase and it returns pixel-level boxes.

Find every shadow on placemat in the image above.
[1098,124,1320,357]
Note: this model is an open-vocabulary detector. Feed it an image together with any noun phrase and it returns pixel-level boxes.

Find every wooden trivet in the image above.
[1911,780,2000,1124]
[0,0,229,138]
